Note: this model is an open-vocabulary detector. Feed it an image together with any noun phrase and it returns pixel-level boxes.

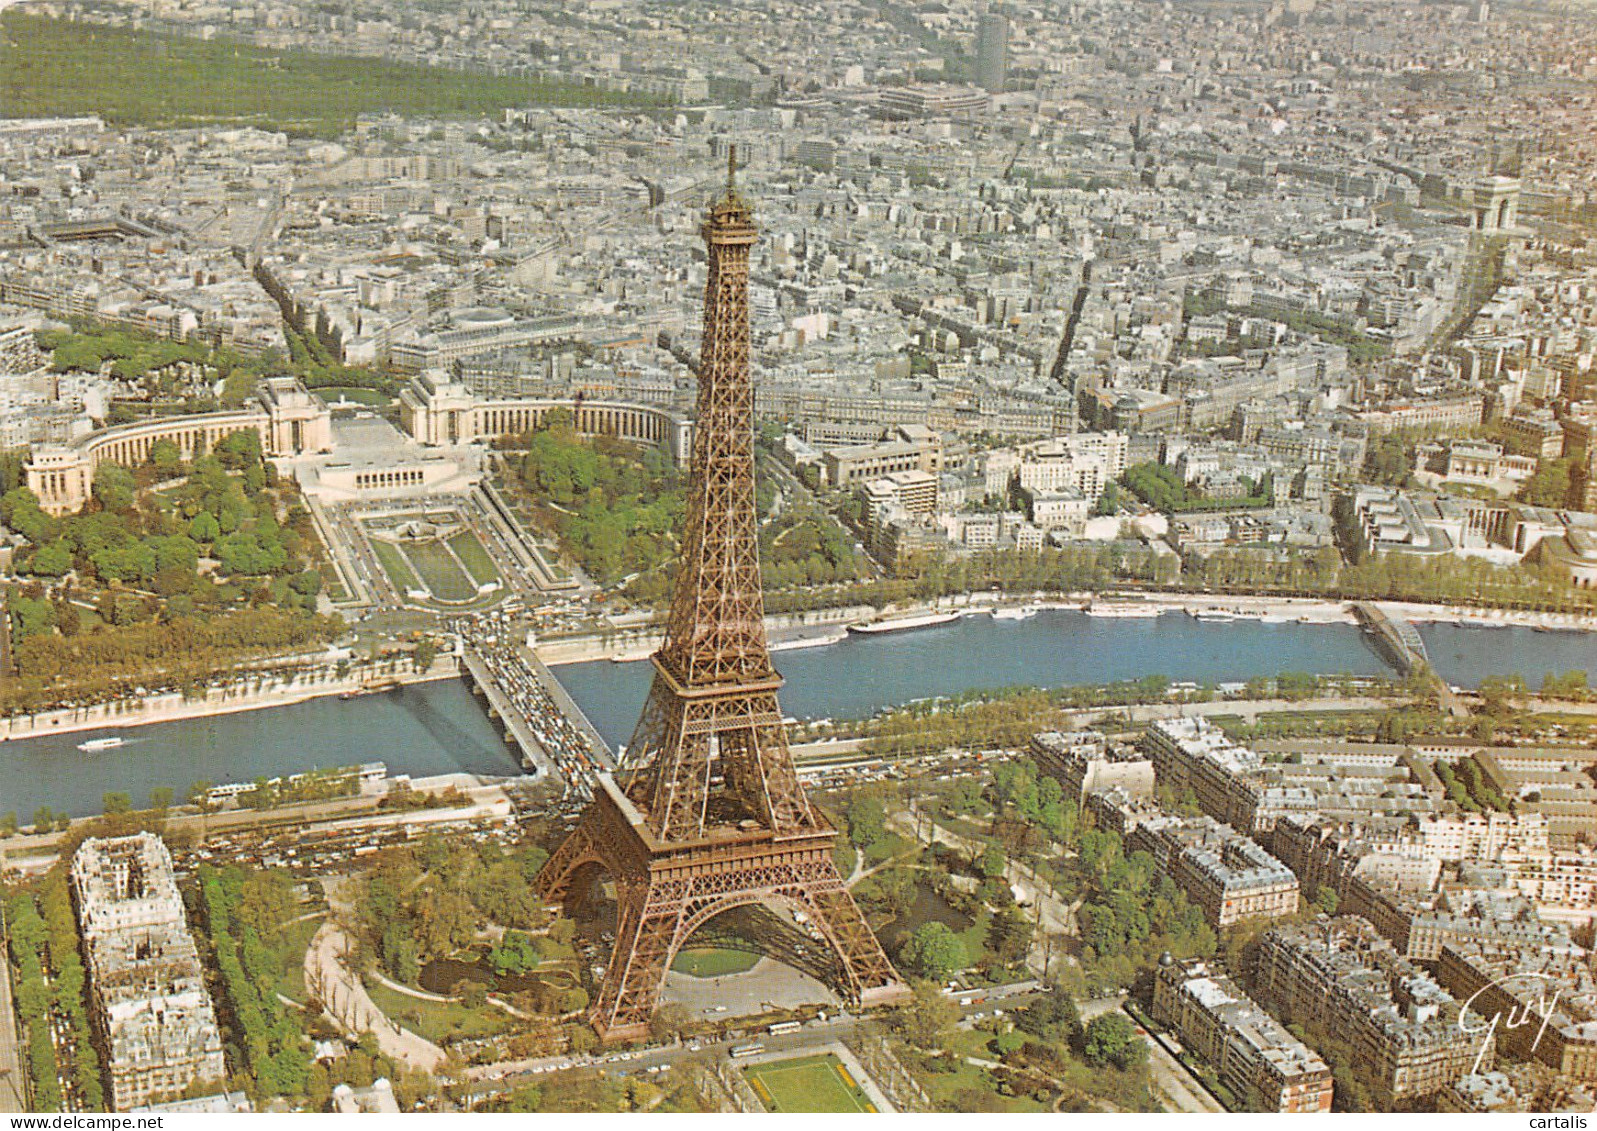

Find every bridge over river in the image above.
[457,642,613,800]
[1353,602,1468,717]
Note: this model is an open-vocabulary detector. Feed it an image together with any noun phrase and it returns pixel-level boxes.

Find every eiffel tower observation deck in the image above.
[535,150,907,1041]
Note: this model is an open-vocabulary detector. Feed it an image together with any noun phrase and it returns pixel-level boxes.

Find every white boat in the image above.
[77,736,126,753]
[1194,609,1242,623]
[992,606,1038,621]
[1086,601,1162,618]
[769,630,848,652]
[848,611,963,635]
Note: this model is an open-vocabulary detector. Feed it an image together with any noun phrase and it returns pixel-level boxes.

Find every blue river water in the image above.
[0,680,523,822]
[551,610,1597,748]
[1,610,1591,817]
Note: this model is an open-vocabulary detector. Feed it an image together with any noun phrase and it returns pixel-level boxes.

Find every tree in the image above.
[149,438,183,473]
[649,1002,691,1042]
[215,428,263,469]
[987,906,1034,965]
[54,599,81,637]
[234,870,295,939]
[189,511,220,542]
[23,540,71,577]
[1518,456,1577,508]
[102,792,132,815]
[978,845,1008,880]
[451,979,489,1008]
[1,487,54,544]
[894,980,959,1050]
[288,569,322,597]
[1478,675,1524,716]
[214,530,288,576]
[91,462,136,512]
[488,932,540,976]
[1364,436,1412,487]
[380,924,420,984]
[899,921,966,981]
[1082,1013,1146,1070]
[414,887,476,957]
[845,794,887,849]
[1016,981,1080,1043]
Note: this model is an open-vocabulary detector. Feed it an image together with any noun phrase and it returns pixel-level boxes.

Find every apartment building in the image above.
[71,835,226,1111]
[1152,957,1333,1112]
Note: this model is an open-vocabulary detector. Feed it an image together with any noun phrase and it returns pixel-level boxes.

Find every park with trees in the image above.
[1,426,342,714]
[496,410,867,602]
[349,833,600,1057]
[0,11,669,140]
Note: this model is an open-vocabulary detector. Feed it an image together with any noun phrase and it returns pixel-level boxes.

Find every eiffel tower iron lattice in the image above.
[536,150,907,1042]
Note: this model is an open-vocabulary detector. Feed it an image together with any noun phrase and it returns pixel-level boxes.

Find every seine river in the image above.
[553,611,1597,747]
[2,611,1593,817]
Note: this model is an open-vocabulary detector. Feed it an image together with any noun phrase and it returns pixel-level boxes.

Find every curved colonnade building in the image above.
[398,371,692,464]
[24,371,692,515]
[27,377,333,514]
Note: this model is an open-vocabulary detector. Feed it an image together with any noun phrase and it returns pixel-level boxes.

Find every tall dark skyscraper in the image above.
[976,8,1009,94]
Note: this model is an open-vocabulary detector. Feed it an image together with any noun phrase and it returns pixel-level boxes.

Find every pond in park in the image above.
[875,881,975,952]
[418,955,574,996]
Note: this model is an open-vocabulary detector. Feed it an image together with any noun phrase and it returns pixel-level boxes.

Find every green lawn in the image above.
[744,1054,875,1113]
[362,977,513,1044]
[402,539,479,602]
[864,830,915,867]
[371,540,421,594]
[320,568,350,602]
[670,945,761,977]
[276,915,324,1004]
[834,841,858,880]
[448,530,500,586]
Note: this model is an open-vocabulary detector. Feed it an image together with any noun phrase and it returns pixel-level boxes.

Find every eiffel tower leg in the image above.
[803,881,908,1008]
[591,876,688,1042]
[534,818,598,906]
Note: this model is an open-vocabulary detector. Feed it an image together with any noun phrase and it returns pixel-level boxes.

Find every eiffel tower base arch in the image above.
[538,781,907,1042]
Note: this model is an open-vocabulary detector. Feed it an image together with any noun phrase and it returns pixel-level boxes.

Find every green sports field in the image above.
[744,1053,876,1113]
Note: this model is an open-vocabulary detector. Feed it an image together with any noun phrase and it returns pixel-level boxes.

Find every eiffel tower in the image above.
[536,151,907,1042]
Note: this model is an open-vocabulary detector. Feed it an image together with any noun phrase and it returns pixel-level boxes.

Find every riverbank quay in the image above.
[6,591,1593,742]
[533,602,875,664]
[0,770,520,878]
[534,590,1597,667]
[787,693,1397,765]
[0,654,455,742]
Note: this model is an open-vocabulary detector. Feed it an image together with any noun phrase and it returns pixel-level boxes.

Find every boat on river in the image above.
[848,611,962,634]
